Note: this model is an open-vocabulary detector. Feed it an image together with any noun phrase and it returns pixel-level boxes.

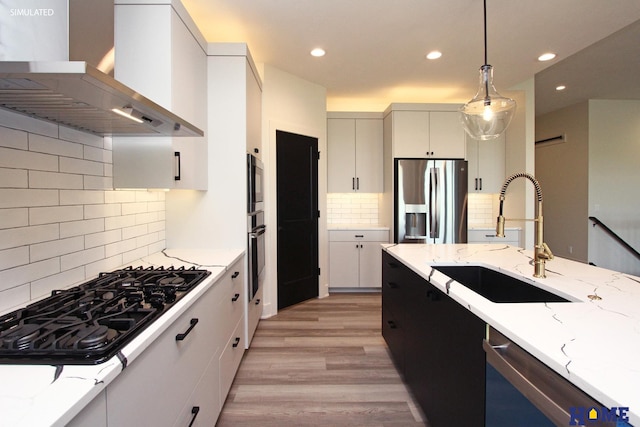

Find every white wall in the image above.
[0,109,166,314]
[535,101,589,262]
[260,65,328,318]
[588,100,640,274]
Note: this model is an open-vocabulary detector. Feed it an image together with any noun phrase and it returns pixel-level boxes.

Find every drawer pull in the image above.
[355,234,364,238]
[188,406,200,427]
[232,337,241,348]
[255,298,261,305]
[231,293,240,302]
[232,271,240,279]
[387,320,397,329]
[386,281,398,289]
[175,318,199,341]
[386,262,398,269]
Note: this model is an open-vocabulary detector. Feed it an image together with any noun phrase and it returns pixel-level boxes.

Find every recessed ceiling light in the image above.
[310,48,325,57]
[538,53,557,62]
[426,51,442,60]
[556,85,566,91]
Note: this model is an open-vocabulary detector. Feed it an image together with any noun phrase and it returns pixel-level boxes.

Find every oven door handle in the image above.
[250,225,266,238]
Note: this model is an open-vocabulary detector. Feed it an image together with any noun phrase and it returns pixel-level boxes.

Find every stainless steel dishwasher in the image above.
[484,326,630,426]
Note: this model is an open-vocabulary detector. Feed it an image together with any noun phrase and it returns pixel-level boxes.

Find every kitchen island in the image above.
[0,248,244,427]
[384,243,640,426]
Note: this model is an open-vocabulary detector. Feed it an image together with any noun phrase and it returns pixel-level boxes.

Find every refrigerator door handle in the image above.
[430,168,440,238]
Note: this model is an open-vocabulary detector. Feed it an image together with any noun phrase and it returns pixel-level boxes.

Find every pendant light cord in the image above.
[483,0,488,66]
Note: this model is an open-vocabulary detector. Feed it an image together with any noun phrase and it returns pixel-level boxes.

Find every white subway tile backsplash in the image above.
[59,218,105,238]
[0,147,58,171]
[122,247,149,265]
[84,203,122,219]
[59,126,104,148]
[105,214,136,231]
[28,133,84,158]
[61,247,105,271]
[30,267,85,301]
[85,229,123,249]
[84,175,113,190]
[0,247,29,271]
[0,108,58,138]
[0,119,167,310]
[105,190,137,204]
[30,236,85,263]
[29,170,83,189]
[105,238,138,258]
[84,145,112,164]
[327,193,382,225]
[0,189,59,209]
[0,168,28,188]
[0,126,28,150]
[0,224,59,251]
[0,284,30,314]
[30,206,84,226]
[60,190,104,205]
[122,224,148,240]
[0,208,28,229]
[60,157,104,176]
[0,257,60,293]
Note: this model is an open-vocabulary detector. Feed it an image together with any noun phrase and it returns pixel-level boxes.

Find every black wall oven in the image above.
[247,153,265,302]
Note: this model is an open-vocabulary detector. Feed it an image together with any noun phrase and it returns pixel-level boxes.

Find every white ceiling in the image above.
[181,0,640,113]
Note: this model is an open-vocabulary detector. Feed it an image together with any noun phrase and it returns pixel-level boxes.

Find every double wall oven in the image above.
[247,154,265,302]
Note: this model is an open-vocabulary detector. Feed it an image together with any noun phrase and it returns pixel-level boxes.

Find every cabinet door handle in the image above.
[175,318,199,341]
[479,177,482,191]
[232,337,241,348]
[474,178,478,191]
[232,271,240,279]
[356,177,360,190]
[232,293,240,302]
[174,151,181,181]
[188,406,200,427]
[387,320,397,329]
[352,177,355,190]
[255,298,261,305]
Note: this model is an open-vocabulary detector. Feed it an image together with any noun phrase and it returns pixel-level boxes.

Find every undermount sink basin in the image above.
[432,265,571,303]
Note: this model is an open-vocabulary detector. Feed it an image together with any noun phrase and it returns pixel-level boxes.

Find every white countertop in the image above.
[384,243,640,425]
[0,248,244,427]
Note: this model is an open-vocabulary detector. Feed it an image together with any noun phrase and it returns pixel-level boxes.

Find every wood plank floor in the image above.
[216,293,429,426]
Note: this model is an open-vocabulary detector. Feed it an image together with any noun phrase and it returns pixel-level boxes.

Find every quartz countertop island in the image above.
[0,248,244,427]
[384,243,640,426]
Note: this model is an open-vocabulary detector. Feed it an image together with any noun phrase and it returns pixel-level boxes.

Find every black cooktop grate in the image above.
[0,265,211,365]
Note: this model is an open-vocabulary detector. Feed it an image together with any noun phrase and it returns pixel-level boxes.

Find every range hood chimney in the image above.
[0,0,203,137]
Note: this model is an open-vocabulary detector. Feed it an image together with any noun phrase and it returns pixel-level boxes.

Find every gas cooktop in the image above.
[0,266,211,365]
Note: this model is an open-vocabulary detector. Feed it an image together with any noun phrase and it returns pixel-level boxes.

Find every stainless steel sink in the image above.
[432,265,571,303]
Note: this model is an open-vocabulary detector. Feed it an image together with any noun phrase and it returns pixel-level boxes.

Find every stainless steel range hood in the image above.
[0,61,203,137]
[0,0,203,137]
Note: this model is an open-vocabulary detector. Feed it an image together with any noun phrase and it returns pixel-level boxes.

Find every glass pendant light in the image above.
[460,0,516,141]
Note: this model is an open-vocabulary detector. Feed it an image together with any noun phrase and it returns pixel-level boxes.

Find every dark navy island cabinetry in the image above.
[382,251,486,426]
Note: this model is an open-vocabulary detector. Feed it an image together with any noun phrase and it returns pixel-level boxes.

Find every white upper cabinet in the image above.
[327,113,383,193]
[387,105,466,159]
[112,3,208,190]
[467,133,505,193]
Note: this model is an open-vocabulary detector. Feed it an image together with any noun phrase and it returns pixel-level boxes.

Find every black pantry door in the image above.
[276,130,319,310]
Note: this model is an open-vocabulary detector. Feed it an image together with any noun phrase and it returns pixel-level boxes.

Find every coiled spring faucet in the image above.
[496,172,554,278]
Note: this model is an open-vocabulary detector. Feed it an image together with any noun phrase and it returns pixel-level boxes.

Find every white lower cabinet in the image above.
[100,257,244,427]
[67,391,107,427]
[329,229,390,289]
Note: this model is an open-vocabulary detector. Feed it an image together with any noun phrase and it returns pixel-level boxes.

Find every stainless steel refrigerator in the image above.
[394,159,468,244]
